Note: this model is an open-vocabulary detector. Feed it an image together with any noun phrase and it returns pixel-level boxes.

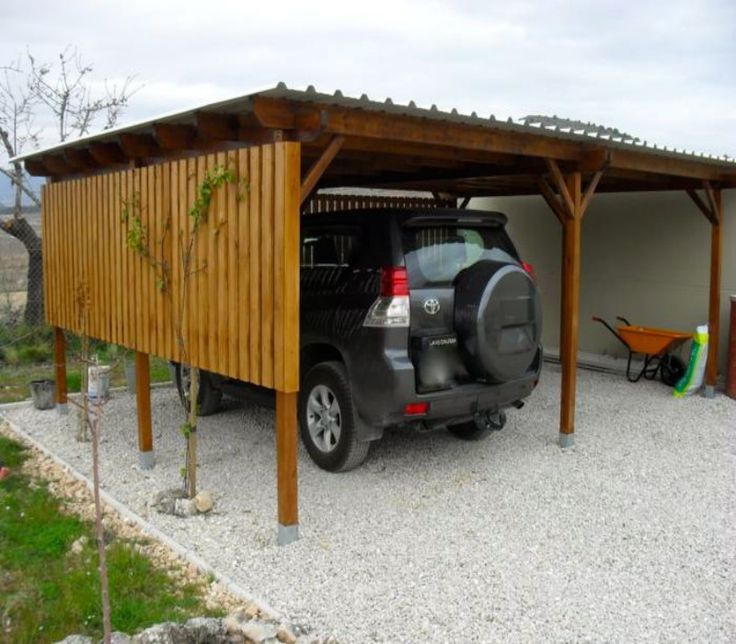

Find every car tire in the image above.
[448,410,506,440]
[174,364,222,417]
[299,361,369,472]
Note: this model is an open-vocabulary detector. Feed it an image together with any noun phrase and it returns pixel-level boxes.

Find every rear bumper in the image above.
[348,339,541,439]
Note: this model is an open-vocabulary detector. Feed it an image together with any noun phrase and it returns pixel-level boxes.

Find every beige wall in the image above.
[473,190,735,373]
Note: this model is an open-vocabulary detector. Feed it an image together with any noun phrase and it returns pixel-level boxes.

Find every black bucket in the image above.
[29,379,56,410]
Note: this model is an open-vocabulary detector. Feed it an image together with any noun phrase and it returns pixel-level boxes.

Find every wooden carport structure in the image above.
[15,83,736,544]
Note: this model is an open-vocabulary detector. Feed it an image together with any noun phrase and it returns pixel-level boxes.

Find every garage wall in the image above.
[473,190,735,373]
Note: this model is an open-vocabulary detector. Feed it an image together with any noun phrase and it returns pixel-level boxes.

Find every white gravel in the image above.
[2,366,735,643]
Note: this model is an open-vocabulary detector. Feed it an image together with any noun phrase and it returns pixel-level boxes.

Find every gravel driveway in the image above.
[3,366,735,643]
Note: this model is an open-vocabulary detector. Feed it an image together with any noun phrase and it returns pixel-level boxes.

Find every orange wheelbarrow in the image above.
[592,316,691,385]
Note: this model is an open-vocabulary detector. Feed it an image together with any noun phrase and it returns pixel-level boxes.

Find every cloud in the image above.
[1,0,734,157]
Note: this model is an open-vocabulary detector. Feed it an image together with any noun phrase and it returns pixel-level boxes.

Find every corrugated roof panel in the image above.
[11,82,736,171]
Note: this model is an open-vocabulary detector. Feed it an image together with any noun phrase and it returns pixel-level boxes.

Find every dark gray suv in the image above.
[176,208,542,472]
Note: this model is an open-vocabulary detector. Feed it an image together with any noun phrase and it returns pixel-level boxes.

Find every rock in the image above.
[55,636,94,644]
[109,632,133,644]
[240,622,277,643]
[173,498,197,517]
[183,617,227,642]
[69,535,89,556]
[152,488,188,515]
[193,490,214,513]
[245,603,260,619]
[132,622,187,643]
[276,625,297,644]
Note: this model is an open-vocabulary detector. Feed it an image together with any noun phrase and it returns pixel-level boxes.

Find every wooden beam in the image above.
[538,175,568,224]
[53,327,68,408]
[89,142,127,165]
[43,155,73,176]
[559,172,582,446]
[706,189,723,393]
[135,351,154,468]
[300,135,345,205]
[196,111,239,140]
[154,123,198,150]
[24,159,49,177]
[545,159,575,215]
[686,188,714,222]
[276,390,298,544]
[607,148,733,182]
[64,148,97,171]
[704,181,719,218]
[118,133,159,159]
[580,169,604,217]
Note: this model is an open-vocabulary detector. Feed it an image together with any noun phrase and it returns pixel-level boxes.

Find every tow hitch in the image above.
[474,409,507,432]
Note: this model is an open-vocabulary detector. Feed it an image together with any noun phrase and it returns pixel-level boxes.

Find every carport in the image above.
[15,83,736,544]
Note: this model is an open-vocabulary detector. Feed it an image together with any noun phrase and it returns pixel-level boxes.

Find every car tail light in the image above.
[404,402,429,416]
[522,261,536,282]
[363,266,410,327]
[380,266,409,296]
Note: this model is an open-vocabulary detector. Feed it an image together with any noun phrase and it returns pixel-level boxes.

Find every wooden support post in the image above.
[53,327,68,414]
[135,351,154,469]
[559,173,582,446]
[687,184,723,398]
[705,189,723,397]
[276,390,299,545]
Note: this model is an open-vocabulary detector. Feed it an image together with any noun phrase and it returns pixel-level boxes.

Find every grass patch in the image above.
[0,435,219,642]
[0,356,171,405]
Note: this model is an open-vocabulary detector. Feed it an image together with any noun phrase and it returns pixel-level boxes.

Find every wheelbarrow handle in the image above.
[616,315,632,326]
[592,316,630,349]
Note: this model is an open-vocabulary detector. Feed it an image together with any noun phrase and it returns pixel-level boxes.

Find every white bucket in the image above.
[88,365,112,400]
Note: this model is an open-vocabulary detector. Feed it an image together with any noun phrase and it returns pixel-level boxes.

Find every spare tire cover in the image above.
[454,260,542,382]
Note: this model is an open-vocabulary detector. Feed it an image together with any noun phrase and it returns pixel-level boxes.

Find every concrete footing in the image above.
[703,385,716,399]
[138,450,155,470]
[559,432,575,449]
[277,523,299,546]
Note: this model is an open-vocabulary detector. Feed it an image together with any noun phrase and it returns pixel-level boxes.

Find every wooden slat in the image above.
[261,145,274,388]
[281,142,301,392]
[249,146,262,383]
[226,150,239,378]
[41,143,299,398]
[237,148,251,382]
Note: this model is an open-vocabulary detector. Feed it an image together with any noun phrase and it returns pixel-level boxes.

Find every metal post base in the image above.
[277,523,299,546]
[703,385,716,399]
[138,450,155,470]
[559,432,575,449]
[56,403,69,416]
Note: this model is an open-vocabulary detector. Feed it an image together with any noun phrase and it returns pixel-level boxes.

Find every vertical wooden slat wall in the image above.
[42,142,301,393]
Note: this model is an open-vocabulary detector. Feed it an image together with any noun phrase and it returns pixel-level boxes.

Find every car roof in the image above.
[301,208,508,227]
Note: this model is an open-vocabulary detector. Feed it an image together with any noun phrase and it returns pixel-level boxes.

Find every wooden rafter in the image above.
[300,135,345,205]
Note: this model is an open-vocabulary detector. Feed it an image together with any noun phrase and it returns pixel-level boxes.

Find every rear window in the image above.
[402,225,518,287]
[301,227,362,268]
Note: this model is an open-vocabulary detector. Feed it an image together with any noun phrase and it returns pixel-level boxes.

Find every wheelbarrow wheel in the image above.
[660,354,686,387]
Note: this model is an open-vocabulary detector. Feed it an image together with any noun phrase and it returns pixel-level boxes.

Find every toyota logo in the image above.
[423,298,441,315]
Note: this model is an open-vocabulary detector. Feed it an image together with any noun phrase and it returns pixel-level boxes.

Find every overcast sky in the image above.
[2,0,735,158]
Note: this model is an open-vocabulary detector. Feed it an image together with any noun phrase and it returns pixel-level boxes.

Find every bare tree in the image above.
[0,47,138,325]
